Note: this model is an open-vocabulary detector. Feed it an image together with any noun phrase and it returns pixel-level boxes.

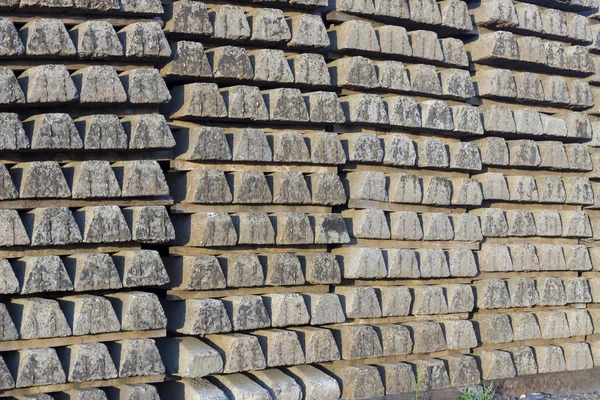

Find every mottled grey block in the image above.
[121,114,175,150]
[106,291,166,331]
[119,68,171,104]
[71,66,127,104]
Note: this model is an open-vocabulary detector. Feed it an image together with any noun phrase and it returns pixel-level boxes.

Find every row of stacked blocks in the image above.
[3,0,600,398]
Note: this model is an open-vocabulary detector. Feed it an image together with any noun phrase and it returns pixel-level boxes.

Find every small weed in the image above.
[411,378,422,400]
[459,383,496,400]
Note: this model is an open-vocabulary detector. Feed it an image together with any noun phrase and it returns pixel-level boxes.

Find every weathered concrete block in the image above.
[230,170,271,204]
[0,303,18,341]
[343,208,390,239]
[421,212,454,241]
[118,22,170,58]
[385,96,421,128]
[375,25,411,56]
[108,338,164,377]
[565,309,593,337]
[11,348,66,388]
[413,285,448,315]
[329,56,378,89]
[303,252,341,284]
[508,346,538,376]
[166,299,231,335]
[220,86,268,121]
[442,320,477,350]
[506,277,539,307]
[269,131,310,163]
[0,113,27,150]
[247,370,301,400]
[71,66,126,104]
[330,20,379,52]
[452,105,483,135]
[121,114,175,150]
[411,359,450,390]
[159,337,222,378]
[263,253,303,286]
[303,91,346,124]
[389,211,423,240]
[421,100,455,133]
[444,284,474,313]
[220,295,270,331]
[561,210,592,237]
[63,253,121,292]
[272,212,313,244]
[61,342,118,382]
[471,0,518,27]
[388,173,421,204]
[285,365,340,400]
[407,64,441,95]
[270,171,311,205]
[345,171,387,202]
[112,250,168,288]
[506,244,539,272]
[262,88,309,122]
[164,0,212,36]
[263,293,310,327]
[310,213,349,244]
[476,138,510,168]
[479,350,516,380]
[448,142,482,171]
[290,326,340,363]
[565,144,593,171]
[299,293,344,325]
[23,113,82,150]
[248,9,293,43]
[336,365,385,400]
[416,138,449,168]
[383,135,417,167]
[22,207,81,246]
[475,279,511,309]
[19,18,75,56]
[340,132,383,163]
[441,37,469,67]
[76,115,127,151]
[13,256,72,294]
[376,362,415,394]
[207,46,253,80]
[542,75,570,105]
[564,277,592,303]
[416,248,449,278]
[69,21,122,58]
[340,94,388,125]
[375,61,410,91]
[421,176,451,205]
[331,325,383,359]
[474,313,513,344]
[561,342,593,371]
[536,278,567,306]
[535,345,566,374]
[234,212,274,245]
[451,178,483,206]
[74,206,131,244]
[162,41,212,79]
[405,321,447,353]
[205,333,266,373]
[209,5,250,40]
[253,329,305,367]
[531,210,561,237]
[335,286,381,319]
[0,68,24,105]
[537,176,567,203]
[474,69,517,101]
[119,68,170,104]
[250,49,293,83]
[10,161,68,199]
[58,294,119,336]
[470,31,519,62]
[536,311,570,340]
[287,14,329,48]
[440,0,472,30]
[9,297,71,339]
[445,355,480,387]
[106,291,166,331]
[307,173,346,206]
[124,206,175,243]
[288,53,330,86]
[66,160,120,199]
[409,30,444,61]
[508,140,541,167]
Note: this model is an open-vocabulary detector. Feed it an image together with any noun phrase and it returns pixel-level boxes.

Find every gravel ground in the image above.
[514,392,600,400]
